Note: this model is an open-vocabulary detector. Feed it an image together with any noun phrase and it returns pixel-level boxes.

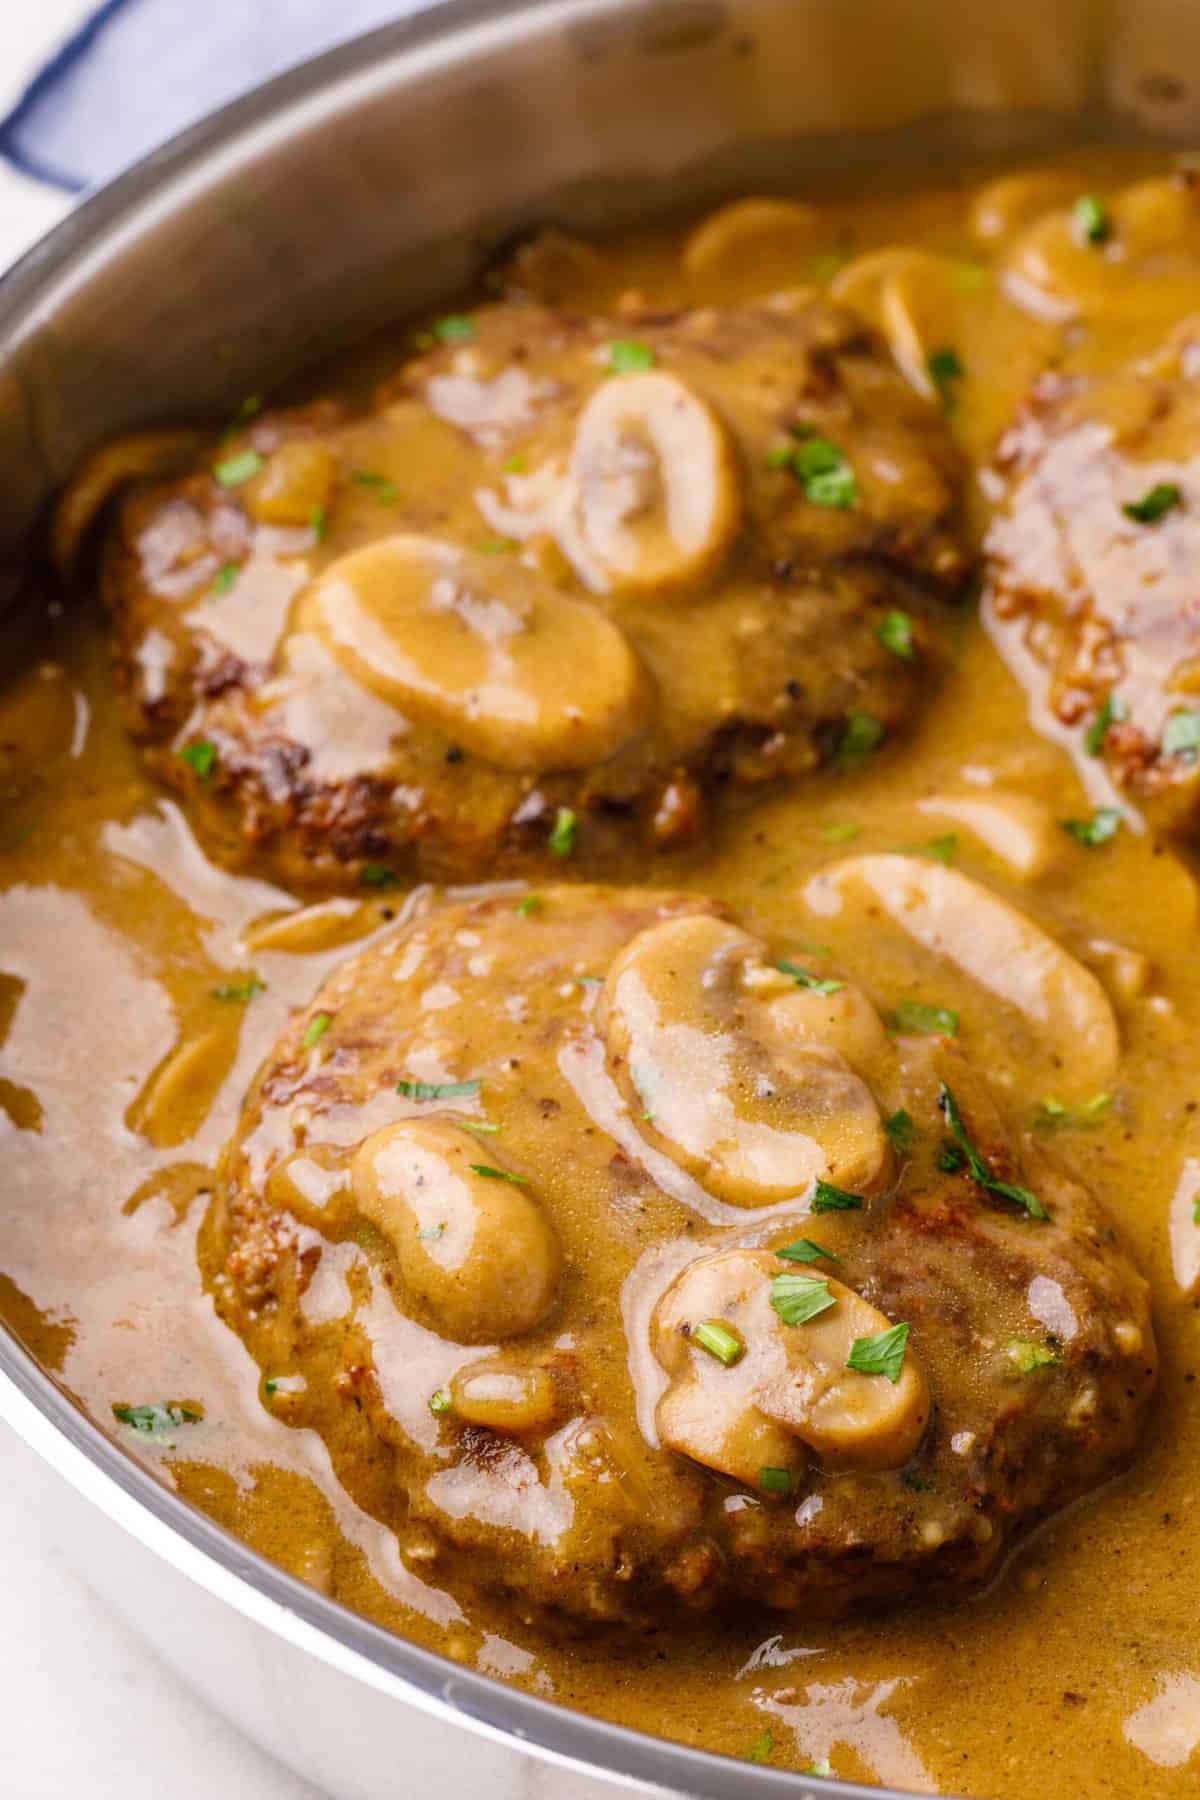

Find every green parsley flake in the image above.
[212,974,266,1002]
[517,894,543,916]
[469,1163,530,1186]
[846,1321,910,1383]
[889,999,959,1037]
[1123,482,1181,524]
[548,806,578,857]
[416,1223,446,1242]
[1164,710,1200,759]
[1007,1338,1059,1373]
[608,340,656,373]
[747,1728,775,1764]
[819,820,861,844]
[112,1401,201,1440]
[837,710,884,769]
[211,562,239,595]
[264,1377,281,1396]
[302,1012,332,1050]
[927,346,965,407]
[1085,692,1127,755]
[778,959,844,995]
[1035,1092,1112,1131]
[804,1760,834,1778]
[433,315,477,343]
[1061,807,1121,847]
[361,862,397,888]
[1073,193,1110,246]
[812,1179,865,1213]
[459,1119,500,1137]
[214,448,264,487]
[901,833,957,865]
[503,453,527,474]
[885,1107,915,1154]
[477,537,518,554]
[790,433,859,509]
[771,1272,837,1326]
[877,608,915,659]
[397,1078,482,1101]
[310,504,328,541]
[939,1081,1049,1219]
[178,739,218,781]
[776,1237,841,1265]
[429,1388,452,1415]
[352,469,399,502]
[758,1467,792,1495]
[692,1320,745,1367]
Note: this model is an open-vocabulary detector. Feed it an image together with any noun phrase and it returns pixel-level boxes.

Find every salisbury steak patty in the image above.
[97,295,968,889]
[205,883,1156,1628]
[988,318,1200,836]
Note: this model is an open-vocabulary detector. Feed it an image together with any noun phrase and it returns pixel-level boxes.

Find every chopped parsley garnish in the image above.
[747,1728,775,1764]
[112,1401,201,1439]
[1073,193,1110,246]
[503,453,527,475]
[804,1760,833,1779]
[429,1388,452,1415]
[776,1237,841,1265]
[517,894,543,916]
[812,1179,864,1213]
[888,999,959,1037]
[939,1081,1049,1219]
[310,504,328,541]
[927,346,965,408]
[352,469,398,502]
[901,833,957,865]
[1123,482,1181,524]
[1007,1338,1059,1373]
[758,1467,792,1495]
[548,806,578,857]
[877,608,915,659]
[264,1377,281,1395]
[213,448,264,487]
[458,1119,500,1137]
[397,1078,482,1101]
[178,739,218,780]
[819,820,861,843]
[433,314,477,342]
[1163,710,1200,759]
[692,1320,745,1367]
[212,974,266,1002]
[1036,1092,1112,1131]
[778,960,844,995]
[211,562,239,595]
[939,1142,966,1173]
[361,862,397,888]
[884,1108,915,1155]
[416,1222,446,1242]
[902,1467,932,1492]
[302,1012,332,1050]
[469,1163,530,1185]
[477,536,518,554]
[788,433,859,509]
[1061,807,1121,847]
[846,1321,910,1383]
[608,339,656,373]
[836,710,884,769]
[770,1272,837,1326]
[1085,692,1127,755]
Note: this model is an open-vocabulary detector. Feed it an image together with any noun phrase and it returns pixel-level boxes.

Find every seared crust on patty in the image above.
[98,297,969,890]
[205,884,1156,1629]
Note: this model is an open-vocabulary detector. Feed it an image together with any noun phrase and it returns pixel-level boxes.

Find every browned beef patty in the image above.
[205,885,1156,1629]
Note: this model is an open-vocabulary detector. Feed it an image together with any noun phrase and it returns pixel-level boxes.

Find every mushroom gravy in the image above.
[4,149,1200,1797]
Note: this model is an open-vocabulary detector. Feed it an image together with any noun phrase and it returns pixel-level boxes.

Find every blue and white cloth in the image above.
[0,1,429,267]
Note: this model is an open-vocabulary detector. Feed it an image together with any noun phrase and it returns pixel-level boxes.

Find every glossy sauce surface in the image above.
[4,150,1200,1797]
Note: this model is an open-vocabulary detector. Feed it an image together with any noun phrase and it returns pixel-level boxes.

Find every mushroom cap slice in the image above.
[682,198,822,283]
[295,532,652,770]
[351,1118,561,1343]
[601,913,890,1207]
[567,371,742,596]
[653,1248,930,1479]
[804,854,1120,1097]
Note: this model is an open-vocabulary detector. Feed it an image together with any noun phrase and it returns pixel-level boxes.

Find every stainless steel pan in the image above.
[1,3,1196,1794]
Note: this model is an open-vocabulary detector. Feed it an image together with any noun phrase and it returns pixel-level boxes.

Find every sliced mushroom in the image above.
[682,198,822,283]
[601,913,891,1207]
[50,428,206,577]
[1003,177,1200,324]
[914,791,1063,880]
[293,532,651,770]
[653,1248,930,1480]
[350,1118,560,1342]
[967,171,1084,246]
[565,371,742,595]
[448,1359,558,1433]
[803,855,1120,1096]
